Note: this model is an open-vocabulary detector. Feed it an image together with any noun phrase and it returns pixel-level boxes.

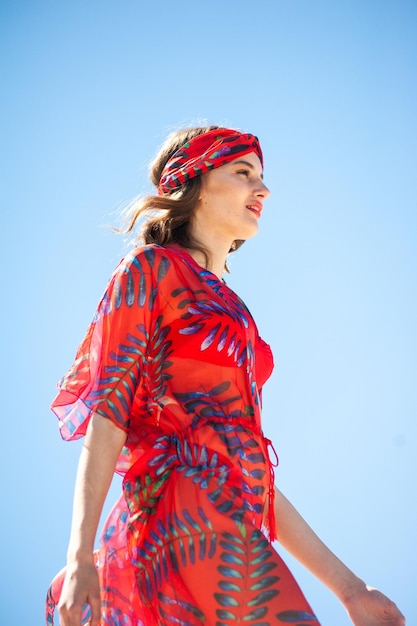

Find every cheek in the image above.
[198,175,242,214]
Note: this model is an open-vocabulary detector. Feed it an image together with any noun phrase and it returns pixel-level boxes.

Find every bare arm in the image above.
[274,487,405,625]
[58,413,127,626]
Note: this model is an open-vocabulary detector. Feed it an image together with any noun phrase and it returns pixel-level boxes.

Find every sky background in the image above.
[1,1,416,624]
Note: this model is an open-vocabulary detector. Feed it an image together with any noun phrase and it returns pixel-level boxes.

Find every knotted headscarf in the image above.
[158,127,263,196]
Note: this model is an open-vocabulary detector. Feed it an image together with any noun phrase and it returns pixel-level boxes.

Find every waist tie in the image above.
[123,431,232,519]
[124,428,279,543]
[262,435,279,543]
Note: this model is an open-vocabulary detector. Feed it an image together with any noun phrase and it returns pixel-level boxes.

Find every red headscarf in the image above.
[158,127,263,195]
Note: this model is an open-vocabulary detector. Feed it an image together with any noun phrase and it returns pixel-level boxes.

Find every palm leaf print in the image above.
[172,280,253,369]
[214,528,280,624]
[134,508,218,607]
[174,381,243,417]
[49,246,318,625]
[158,591,206,625]
[276,610,319,623]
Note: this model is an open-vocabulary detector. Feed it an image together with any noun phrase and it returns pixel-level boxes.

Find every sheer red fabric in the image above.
[46,245,319,626]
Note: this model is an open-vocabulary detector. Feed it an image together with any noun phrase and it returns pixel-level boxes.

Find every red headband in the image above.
[157,128,263,195]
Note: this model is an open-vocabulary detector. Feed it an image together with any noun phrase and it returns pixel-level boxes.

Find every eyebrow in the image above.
[232,159,264,179]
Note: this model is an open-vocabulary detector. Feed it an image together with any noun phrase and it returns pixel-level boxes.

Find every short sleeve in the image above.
[51,248,163,440]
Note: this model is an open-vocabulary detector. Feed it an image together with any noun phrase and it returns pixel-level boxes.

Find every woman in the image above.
[47,126,405,626]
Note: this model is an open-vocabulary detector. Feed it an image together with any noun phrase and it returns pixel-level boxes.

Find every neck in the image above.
[185,230,232,280]
[187,249,227,280]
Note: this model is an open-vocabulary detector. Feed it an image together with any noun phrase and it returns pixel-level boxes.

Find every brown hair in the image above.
[117,125,244,270]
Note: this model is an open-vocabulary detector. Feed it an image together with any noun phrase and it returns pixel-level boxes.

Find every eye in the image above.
[237,169,250,177]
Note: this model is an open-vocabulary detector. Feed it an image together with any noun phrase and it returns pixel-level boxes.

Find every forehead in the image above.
[225,151,263,173]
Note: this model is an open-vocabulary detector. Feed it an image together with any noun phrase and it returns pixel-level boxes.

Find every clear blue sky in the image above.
[1,1,416,624]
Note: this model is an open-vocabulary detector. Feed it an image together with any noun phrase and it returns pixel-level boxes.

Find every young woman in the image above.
[46,126,405,626]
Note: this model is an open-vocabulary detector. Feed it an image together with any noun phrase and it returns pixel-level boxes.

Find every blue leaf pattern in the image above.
[47,245,319,626]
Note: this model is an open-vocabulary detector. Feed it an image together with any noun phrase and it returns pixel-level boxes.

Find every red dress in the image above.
[46,244,320,626]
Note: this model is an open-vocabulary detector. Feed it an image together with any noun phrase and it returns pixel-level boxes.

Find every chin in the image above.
[238,225,259,241]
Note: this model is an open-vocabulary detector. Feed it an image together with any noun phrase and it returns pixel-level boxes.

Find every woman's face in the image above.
[192,151,270,246]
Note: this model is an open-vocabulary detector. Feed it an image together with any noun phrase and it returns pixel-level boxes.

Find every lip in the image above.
[246,201,263,217]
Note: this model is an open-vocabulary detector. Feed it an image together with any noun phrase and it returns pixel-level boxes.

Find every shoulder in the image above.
[99,245,177,313]
[114,244,177,278]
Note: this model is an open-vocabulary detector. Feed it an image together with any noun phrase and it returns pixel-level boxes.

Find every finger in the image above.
[386,599,405,623]
[58,603,82,626]
[89,593,102,626]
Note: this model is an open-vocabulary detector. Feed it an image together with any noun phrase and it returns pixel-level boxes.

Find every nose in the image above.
[255,179,271,199]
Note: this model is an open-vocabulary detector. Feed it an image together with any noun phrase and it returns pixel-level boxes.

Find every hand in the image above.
[58,558,101,626]
[344,585,405,625]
